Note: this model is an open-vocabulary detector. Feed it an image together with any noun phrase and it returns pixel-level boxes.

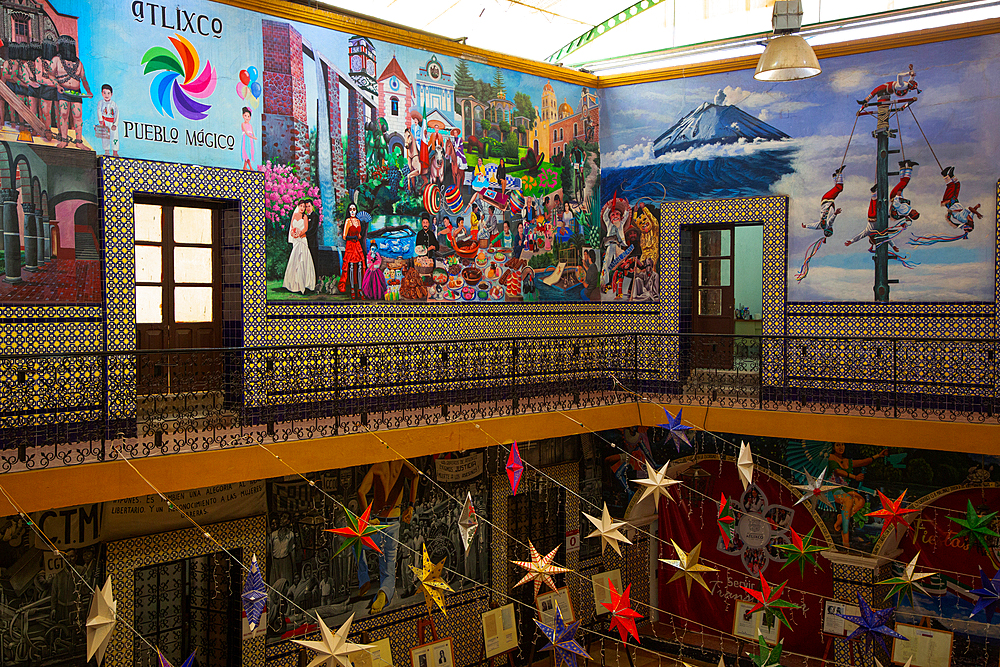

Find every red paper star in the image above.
[602,579,643,644]
[865,490,919,540]
[325,503,384,561]
[717,493,736,549]
[740,571,800,630]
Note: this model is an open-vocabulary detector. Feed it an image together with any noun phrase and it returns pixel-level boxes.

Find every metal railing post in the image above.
[893,338,899,418]
[511,340,519,414]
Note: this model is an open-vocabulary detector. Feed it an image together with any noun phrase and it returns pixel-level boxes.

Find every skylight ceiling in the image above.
[322,1,969,66]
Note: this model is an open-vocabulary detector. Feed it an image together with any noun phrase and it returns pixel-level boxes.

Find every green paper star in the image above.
[877,552,933,607]
[949,499,999,552]
[751,634,783,667]
[773,527,826,576]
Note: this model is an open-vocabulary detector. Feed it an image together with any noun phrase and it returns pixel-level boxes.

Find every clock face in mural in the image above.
[351,54,362,72]
[428,62,441,80]
[366,59,375,77]
[389,76,400,91]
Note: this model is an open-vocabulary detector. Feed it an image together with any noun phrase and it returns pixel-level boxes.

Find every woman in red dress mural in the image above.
[341,201,369,300]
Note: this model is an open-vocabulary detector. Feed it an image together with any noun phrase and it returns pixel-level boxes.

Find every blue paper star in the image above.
[970,567,1000,622]
[534,605,591,667]
[242,553,267,631]
[658,408,693,451]
[835,593,906,655]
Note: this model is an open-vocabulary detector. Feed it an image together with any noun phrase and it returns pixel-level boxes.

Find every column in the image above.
[22,204,37,272]
[2,188,20,283]
[823,551,894,667]
[36,209,47,265]
[42,214,51,263]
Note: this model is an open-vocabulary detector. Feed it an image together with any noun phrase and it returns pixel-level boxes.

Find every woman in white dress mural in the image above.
[282,199,316,294]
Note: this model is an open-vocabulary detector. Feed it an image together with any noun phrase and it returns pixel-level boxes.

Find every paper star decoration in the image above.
[512,541,570,598]
[969,566,1000,622]
[157,651,197,667]
[507,442,524,495]
[791,469,840,510]
[459,491,480,553]
[740,571,800,630]
[835,593,906,655]
[877,658,912,667]
[602,579,643,644]
[865,490,919,540]
[717,658,728,667]
[410,543,454,615]
[718,493,736,549]
[293,613,374,667]
[878,552,933,607]
[773,527,826,576]
[632,461,682,508]
[86,576,117,665]
[534,604,591,667]
[661,540,717,595]
[583,503,632,556]
[241,553,267,632]
[949,499,999,552]
[326,503,385,563]
[657,407,693,450]
[738,441,754,490]
[750,635,783,667]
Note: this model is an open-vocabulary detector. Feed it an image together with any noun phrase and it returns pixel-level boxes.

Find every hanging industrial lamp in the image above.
[754,0,821,81]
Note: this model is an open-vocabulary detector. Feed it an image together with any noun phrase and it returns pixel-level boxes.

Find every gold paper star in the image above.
[86,576,117,665]
[878,552,934,606]
[583,503,632,556]
[661,540,717,595]
[632,461,682,508]
[512,541,571,598]
[410,543,453,615]
[293,613,373,667]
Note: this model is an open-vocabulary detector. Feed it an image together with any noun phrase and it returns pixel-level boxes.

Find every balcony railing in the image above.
[0,333,995,472]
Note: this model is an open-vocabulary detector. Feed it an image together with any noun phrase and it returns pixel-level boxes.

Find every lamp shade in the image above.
[754,34,820,81]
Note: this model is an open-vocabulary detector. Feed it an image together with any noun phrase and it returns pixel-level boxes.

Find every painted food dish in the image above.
[462,267,483,284]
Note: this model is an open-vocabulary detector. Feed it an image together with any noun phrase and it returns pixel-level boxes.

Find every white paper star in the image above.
[86,576,117,665]
[738,441,754,490]
[876,659,910,667]
[792,469,840,509]
[459,492,479,553]
[632,461,682,508]
[583,503,632,556]
[293,613,374,667]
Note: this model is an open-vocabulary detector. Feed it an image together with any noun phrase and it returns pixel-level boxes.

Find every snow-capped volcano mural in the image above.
[653,93,790,155]
[600,36,999,304]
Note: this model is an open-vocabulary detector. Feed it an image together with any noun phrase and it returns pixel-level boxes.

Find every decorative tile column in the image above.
[823,551,894,667]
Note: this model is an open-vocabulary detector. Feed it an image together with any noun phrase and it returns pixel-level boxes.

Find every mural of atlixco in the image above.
[258,22,601,303]
[601,34,999,303]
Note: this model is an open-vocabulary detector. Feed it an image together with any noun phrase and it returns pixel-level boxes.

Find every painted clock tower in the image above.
[348,35,377,96]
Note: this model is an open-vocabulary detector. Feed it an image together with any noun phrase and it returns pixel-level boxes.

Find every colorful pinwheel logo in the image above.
[140,34,217,121]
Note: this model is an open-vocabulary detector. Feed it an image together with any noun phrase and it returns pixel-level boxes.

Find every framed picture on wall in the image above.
[410,638,454,667]
[536,587,575,626]
[732,600,780,645]
[591,569,623,614]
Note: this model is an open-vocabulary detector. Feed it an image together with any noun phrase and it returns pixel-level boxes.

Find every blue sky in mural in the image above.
[601,34,999,303]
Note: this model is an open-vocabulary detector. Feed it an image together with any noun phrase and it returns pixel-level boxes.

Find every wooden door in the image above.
[691,226,735,370]
[134,201,221,393]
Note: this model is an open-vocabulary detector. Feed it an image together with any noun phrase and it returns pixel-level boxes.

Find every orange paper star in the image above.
[865,490,919,540]
[512,541,570,598]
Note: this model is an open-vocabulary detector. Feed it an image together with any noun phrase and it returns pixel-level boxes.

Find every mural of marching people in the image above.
[265,450,490,642]
[261,20,602,303]
[601,34,998,303]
